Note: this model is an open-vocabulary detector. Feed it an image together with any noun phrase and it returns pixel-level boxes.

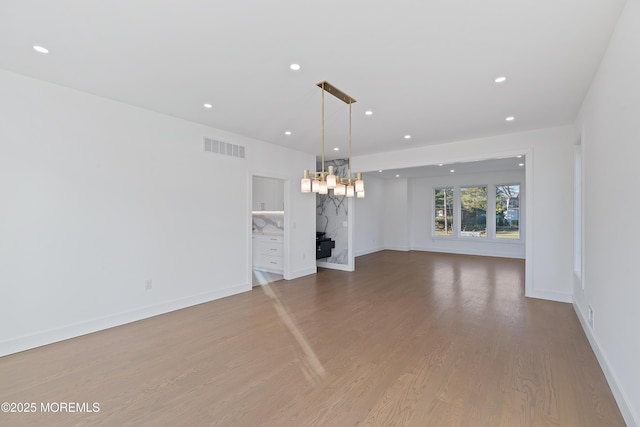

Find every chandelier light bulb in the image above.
[319,180,328,195]
[326,166,337,189]
[355,172,364,192]
[301,170,312,192]
[346,185,355,197]
[311,179,321,193]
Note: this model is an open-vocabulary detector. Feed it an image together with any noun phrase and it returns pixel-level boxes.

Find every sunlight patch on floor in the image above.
[260,280,326,386]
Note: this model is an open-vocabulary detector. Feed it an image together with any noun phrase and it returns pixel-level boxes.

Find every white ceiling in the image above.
[368,156,526,180]
[0,0,626,164]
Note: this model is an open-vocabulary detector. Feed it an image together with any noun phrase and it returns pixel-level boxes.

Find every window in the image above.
[495,184,520,239]
[434,188,454,236]
[432,182,523,241]
[460,186,487,237]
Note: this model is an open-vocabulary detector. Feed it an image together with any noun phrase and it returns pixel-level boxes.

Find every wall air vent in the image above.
[203,137,245,159]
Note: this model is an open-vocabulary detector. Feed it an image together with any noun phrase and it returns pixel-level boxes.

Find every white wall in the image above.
[356,170,525,259]
[574,1,640,425]
[252,176,284,211]
[353,125,575,302]
[355,169,525,259]
[353,174,385,256]
[0,70,316,356]
[409,169,525,258]
[382,178,410,251]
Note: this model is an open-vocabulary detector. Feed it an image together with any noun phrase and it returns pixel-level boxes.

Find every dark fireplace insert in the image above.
[316,232,335,259]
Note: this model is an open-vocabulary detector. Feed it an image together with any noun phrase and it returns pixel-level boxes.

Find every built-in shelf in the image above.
[253,234,283,273]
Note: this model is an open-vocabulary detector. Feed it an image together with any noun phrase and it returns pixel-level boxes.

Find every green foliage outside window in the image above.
[496,185,520,239]
[434,188,454,235]
[460,186,487,236]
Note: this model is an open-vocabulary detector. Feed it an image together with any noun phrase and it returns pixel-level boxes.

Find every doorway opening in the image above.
[251,176,286,286]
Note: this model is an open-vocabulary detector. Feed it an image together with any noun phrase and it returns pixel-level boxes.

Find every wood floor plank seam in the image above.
[0,251,625,426]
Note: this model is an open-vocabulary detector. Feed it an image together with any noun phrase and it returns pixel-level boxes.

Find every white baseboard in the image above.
[529,288,572,303]
[316,261,354,272]
[410,245,524,259]
[0,283,249,357]
[286,266,317,280]
[384,245,410,252]
[573,301,638,427]
[356,247,525,260]
[354,247,384,257]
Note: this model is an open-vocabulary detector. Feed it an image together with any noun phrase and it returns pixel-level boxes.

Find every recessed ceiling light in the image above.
[395,174,400,178]
[516,155,523,158]
[378,170,383,173]
[450,169,455,173]
[494,76,507,83]
[438,163,444,167]
[519,163,525,167]
[333,147,339,151]
[365,111,373,116]
[290,63,301,71]
[33,45,49,54]
[404,135,411,139]
[284,131,292,135]
[505,116,515,121]
[203,103,213,109]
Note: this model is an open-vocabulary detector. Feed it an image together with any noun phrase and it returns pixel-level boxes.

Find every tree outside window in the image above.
[460,186,487,237]
[434,188,454,236]
[496,184,520,239]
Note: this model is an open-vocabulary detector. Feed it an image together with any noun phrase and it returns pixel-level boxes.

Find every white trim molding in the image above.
[573,301,639,427]
[0,284,249,357]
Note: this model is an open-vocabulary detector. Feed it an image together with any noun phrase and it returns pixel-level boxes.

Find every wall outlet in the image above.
[145,279,153,290]
[587,305,594,328]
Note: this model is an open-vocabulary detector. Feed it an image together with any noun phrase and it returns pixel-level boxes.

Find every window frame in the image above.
[495,183,521,240]
[459,185,488,238]
[433,187,455,237]
[431,182,523,242]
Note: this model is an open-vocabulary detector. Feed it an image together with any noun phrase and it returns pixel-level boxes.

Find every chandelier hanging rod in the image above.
[301,81,364,198]
[318,81,356,175]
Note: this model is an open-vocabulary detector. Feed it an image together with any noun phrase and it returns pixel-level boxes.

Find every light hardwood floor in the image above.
[0,251,625,426]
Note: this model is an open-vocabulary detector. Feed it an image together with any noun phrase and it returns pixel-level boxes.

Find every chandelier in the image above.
[301,81,365,198]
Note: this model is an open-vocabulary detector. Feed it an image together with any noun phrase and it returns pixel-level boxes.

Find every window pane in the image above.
[460,186,487,237]
[434,188,454,236]
[496,184,520,239]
